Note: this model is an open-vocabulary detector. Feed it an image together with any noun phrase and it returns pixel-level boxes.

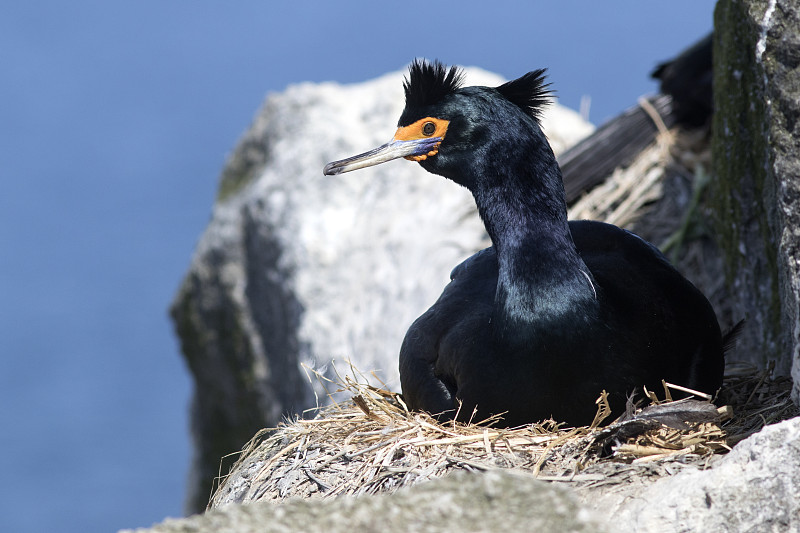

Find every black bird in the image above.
[323,60,724,427]
[651,33,713,128]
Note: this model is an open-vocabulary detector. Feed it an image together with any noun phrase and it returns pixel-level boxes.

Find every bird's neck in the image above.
[472,158,598,342]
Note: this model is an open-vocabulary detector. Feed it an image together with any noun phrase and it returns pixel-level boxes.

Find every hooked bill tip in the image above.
[323,162,343,176]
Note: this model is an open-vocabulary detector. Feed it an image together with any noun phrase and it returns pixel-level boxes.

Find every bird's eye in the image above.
[422,121,436,136]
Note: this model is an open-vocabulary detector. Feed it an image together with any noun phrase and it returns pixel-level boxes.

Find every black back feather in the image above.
[496,69,552,122]
[404,59,465,109]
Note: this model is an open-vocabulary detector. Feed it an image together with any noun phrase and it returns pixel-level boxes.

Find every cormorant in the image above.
[652,33,713,128]
[323,60,725,427]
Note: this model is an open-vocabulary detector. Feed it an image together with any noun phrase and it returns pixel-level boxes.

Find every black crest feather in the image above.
[404,59,465,109]
[496,69,552,121]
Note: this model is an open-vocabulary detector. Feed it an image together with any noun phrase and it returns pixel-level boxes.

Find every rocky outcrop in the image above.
[170,68,593,512]
[126,418,800,533]
[124,470,604,533]
[712,0,800,385]
[581,416,800,532]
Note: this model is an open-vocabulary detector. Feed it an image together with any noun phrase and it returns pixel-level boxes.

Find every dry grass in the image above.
[209,361,796,508]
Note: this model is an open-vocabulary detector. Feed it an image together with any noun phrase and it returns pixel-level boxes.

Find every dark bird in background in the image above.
[651,33,713,128]
[323,60,725,427]
[558,33,713,203]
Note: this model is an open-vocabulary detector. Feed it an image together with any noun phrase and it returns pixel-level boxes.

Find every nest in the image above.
[210,122,797,508]
[210,361,797,508]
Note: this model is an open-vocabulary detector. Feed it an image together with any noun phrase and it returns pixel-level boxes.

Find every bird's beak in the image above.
[323,136,442,175]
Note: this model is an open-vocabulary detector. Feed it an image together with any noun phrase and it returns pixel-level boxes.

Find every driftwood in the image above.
[560,94,675,204]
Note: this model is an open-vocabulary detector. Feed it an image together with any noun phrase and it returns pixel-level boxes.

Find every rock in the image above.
[581,416,800,532]
[170,67,593,512]
[711,0,800,384]
[127,418,800,533]
[122,470,605,533]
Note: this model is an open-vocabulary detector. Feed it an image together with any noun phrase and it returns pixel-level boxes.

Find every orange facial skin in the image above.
[393,117,450,161]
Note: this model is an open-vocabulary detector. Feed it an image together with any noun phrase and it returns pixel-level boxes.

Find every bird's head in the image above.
[323,59,553,188]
